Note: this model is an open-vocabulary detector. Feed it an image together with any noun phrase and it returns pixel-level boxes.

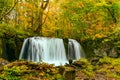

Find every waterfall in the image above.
[19,37,84,66]
[68,39,85,60]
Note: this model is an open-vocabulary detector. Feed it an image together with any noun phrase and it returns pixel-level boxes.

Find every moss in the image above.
[95,57,120,78]
[0,60,64,80]
[1,57,120,79]
[74,58,95,78]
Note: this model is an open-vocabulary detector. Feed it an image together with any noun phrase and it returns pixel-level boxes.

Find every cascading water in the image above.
[19,37,85,66]
[68,39,85,60]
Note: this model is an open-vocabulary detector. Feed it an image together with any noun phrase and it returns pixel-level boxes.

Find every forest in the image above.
[0,0,120,80]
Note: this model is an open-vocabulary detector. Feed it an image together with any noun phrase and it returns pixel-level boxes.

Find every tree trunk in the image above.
[35,0,49,35]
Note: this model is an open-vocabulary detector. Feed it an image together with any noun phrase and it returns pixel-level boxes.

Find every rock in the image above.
[58,66,65,75]
[69,59,73,65]
[73,61,85,67]
[63,67,75,80]
[90,58,99,66]
[109,48,118,58]
[0,58,9,66]
[0,58,9,71]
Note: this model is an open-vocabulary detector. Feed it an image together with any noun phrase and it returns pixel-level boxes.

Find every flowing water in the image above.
[68,39,85,60]
[19,37,84,66]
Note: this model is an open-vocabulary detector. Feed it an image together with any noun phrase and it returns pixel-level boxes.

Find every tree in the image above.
[11,0,49,35]
[0,0,18,22]
[35,0,49,34]
[57,0,120,39]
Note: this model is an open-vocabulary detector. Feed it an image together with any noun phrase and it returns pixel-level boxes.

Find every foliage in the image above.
[75,57,120,79]
[0,23,32,38]
[55,0,120,39]
[0,23,37,47]
[96,57,120,78]
[2,0,119,39]
[74,58,94,78]
[0,66,22,80]
[81,24,120,58]
[0,0,120,39]
[0,0,18,22]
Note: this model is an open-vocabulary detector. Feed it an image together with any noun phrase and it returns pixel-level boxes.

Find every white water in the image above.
[68,39,84,60]
[19,37,84,66]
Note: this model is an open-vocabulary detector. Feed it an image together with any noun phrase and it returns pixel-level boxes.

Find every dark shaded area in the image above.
[2,39,15,61]
[1,38,23,62]
[63,38,68,58]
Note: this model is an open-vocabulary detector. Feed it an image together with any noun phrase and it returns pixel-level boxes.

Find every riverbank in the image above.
[0,57,120,80]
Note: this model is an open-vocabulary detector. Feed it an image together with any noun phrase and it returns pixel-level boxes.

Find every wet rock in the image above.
[69,59,73,65]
